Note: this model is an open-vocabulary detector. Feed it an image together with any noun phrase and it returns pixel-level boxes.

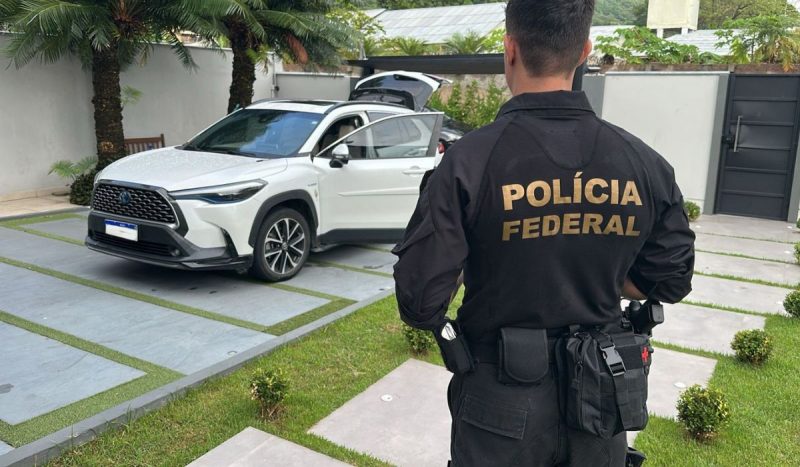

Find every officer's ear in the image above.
[504,34,517,67]
[579,39,593,65]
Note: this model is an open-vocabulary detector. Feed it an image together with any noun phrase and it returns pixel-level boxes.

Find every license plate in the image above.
[105,220,138,241]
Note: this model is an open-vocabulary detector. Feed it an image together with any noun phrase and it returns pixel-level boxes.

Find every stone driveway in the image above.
[0,209,395,457]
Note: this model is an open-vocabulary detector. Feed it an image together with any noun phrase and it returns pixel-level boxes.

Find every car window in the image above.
[186,109,321,158]
[313,115,364,158]
[367,111,399,122]
[322,114,439,161]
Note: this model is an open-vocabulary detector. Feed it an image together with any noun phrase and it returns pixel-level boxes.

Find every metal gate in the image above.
[715,74,800,220]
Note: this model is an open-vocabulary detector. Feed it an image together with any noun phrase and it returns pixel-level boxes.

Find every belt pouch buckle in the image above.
[497,328,550,385]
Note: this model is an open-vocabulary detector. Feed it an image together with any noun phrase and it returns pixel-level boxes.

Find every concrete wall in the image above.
[599,72,729,212]
[275,72,352,101]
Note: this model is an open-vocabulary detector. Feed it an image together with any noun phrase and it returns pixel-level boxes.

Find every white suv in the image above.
[87,72,446,281]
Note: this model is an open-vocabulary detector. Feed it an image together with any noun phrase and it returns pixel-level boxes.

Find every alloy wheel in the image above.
[263,217,306,275]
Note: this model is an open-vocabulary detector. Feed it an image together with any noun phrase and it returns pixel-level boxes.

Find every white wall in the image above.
[600,72,726,209]
[275,72,352,101]
[121,46,274,146]
[0,35,95,199]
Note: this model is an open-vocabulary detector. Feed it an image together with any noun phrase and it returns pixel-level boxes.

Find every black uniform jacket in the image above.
[392,91,695,345]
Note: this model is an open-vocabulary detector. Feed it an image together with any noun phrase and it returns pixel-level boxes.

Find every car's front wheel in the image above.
[250,208,310,282]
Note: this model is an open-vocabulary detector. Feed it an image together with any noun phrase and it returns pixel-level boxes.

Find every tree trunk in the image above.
[91,41,126,170]
[227,19,257,114]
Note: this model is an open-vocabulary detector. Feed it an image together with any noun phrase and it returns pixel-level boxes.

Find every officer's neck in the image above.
[510,74,574,96]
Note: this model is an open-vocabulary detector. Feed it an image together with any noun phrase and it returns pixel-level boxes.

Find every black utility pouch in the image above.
[497,328,550,385]
[555,331,650,439]
[436,321,474,375]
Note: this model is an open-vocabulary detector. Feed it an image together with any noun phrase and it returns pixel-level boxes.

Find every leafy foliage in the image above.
[249,367,289,420]
[716,15,800,71]
[329,6,385,59]
[429,79,509,129]
[69,169,97,206]
[402,324,436,354]
[49,156,97,182]
[443,31,491,55]
[699,0,799,29]
[595,27,721,64]
[731,329,773,365]
[684,201,701,222]
[676,385,731,441]
[783,289,800,317]
[384,36,434,55]
[121,86,142,109]
[794,242,800,264]
[593,0,648,26]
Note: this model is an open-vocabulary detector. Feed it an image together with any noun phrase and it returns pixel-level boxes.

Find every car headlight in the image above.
[169,180,267,204]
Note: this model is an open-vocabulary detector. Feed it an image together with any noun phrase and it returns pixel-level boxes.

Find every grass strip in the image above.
[697,231,795,245]
[264,298,355,336]
[694,271,796,290]
[696,248,795,265]
[683,299,784,318]
[0,256,269,334]
[50,296,427,466]
[637,314,800,465]
[0,311,181,447]
[309,259,394,278]
[0,213,86,247]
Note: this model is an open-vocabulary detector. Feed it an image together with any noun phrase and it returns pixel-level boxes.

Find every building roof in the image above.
[370,3,506,44]
[667,29,732,56]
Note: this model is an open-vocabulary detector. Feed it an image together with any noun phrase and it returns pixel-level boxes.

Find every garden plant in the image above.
[730,329,773,365]
[676,385,730,441]
[684,201,701,222]
[402,324,436,355]
[249,367,289,420]
[783,289,800,317]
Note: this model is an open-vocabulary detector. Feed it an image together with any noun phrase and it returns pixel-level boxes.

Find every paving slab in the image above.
[0,323,145,425]
[686,274,788,315]
[313,245,396,275]
[0,263,273,374]
[647,348,717,419]
[695,251,800,286]
[0,227,328,327]
[695,232,795,263]
[23,217,87,243]
[655,303,766,355]
[286,262,394,301]
[692,214,798,243]
[309,359,451,467]
[0,441,12,455]
[187,427,349,467]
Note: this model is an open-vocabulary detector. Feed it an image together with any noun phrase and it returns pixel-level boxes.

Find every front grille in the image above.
[92,184,177,224]
[93,232,176,257]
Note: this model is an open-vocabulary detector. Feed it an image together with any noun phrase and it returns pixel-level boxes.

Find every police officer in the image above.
[392,0,695,465]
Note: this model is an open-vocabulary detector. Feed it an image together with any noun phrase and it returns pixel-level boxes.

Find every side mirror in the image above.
[329,143,350,168]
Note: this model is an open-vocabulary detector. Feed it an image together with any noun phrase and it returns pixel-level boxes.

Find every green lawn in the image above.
[49,290,800,466]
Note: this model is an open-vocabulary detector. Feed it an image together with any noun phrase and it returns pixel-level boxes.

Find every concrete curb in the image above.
[0,207,88,222]
[0,289,395,467]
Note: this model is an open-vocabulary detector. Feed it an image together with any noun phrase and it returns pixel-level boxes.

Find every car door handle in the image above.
[403,166,427,175]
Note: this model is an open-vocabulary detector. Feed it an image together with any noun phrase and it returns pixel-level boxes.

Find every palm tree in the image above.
[386,37,432,56]
[443,31,490,55]
[0,0,206,169]
[203,0,355,114]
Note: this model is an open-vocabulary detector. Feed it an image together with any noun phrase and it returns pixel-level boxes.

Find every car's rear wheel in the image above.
[250,208,310,282]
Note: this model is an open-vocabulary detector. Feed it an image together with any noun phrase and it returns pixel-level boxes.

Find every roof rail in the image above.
[324,100,409,115]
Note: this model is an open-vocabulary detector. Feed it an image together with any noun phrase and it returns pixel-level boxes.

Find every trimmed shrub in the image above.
[69,170,97,206]
[249,367,289,420]
[783,290,800,317]
[676,385,730,441]
[794,243,800,264]
[731,329,773,365]
[402,324,436,355]
[684,200,701,222]
[796,217,800,229]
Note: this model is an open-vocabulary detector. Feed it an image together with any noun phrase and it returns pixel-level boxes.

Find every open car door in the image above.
[349,71,450,111]
[313,113,444,241]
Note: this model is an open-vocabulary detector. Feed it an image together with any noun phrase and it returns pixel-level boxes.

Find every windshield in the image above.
[185,109,322,158]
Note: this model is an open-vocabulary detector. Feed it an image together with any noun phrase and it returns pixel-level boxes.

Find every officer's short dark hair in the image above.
[505,0,595,77]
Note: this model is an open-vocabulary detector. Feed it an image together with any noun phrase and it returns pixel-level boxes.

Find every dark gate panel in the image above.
[716,74,800,220]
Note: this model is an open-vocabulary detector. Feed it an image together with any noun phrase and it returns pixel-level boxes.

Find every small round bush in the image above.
[69,170,97,206]
[676,385,730,441]
[684,201,701,222]
[731,329,773,365]
[783,290,800,318]
[796,217,800,229]
[402,324,436,355]
[794,243,800,264]
[249,367,289,420]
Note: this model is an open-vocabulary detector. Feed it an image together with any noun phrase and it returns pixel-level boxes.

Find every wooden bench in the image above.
[124,134,166,155]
